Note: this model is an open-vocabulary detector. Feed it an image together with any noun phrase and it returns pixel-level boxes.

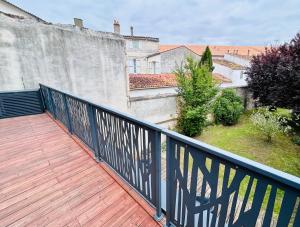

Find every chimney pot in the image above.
[74,18,83,28]
[130,26,133,36]
[113,20,120,34]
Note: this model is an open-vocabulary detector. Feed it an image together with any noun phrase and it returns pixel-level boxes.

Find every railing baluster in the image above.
[165,136,173,226]
[154,131,163,221]
[87,103,101,162]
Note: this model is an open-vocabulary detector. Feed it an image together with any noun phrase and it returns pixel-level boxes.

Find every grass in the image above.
[196,111,300,177]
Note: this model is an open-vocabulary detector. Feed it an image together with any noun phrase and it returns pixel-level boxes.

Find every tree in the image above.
[199,46,214,71]
[176,57,217,136]
[245,33,300,115]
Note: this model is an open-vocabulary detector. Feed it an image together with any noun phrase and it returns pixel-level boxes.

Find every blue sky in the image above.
[10,0,300,46]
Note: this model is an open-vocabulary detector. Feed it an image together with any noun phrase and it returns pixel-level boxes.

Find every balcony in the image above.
[0,85,299,227]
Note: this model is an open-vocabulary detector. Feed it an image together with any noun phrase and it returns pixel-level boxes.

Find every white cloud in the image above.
[10,0,300,45]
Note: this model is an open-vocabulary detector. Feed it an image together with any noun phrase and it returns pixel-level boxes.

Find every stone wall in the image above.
[129,87,178,128]
[0,14,129,112]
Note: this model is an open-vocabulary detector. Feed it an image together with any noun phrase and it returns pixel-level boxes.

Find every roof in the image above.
[124,35,159,42]
[160,45,266,57]
[129,73,177,90]
[212,73,232,83]
[0,0,45,22]
[213,59,246,70]
[129,73,231,90]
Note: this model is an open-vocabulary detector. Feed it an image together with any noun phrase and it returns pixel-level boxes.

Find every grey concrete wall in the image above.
[129,87,178,128]
[161,46,201,73]
[0,14,129,112]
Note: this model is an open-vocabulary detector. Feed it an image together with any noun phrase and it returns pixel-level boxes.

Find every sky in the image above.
[10,0,300,46]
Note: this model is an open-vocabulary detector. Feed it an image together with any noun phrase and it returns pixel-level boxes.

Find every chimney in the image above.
[113,20,120,34]
[74,18,83,28]
[130,26,134,36]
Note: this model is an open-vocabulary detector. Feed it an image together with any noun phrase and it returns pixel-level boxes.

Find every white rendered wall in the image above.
[0,14,129,112]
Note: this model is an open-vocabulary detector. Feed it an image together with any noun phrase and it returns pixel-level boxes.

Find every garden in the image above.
[175,34,300,177]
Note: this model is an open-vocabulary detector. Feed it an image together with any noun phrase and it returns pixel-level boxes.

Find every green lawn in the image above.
[196,112,300,177]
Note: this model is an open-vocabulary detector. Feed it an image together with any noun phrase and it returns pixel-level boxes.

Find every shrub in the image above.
[213,89,244,125]
[176,57,217,136]
[250,108,290,142]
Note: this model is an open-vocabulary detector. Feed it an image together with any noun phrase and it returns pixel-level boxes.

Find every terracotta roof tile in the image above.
[129,74,177,90]
[160,45,266,57]
[212,73,232,83]
[129,73,232,90]
[213,59,245,70]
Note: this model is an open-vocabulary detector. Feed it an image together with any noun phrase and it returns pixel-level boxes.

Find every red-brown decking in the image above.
[0,114,160,226]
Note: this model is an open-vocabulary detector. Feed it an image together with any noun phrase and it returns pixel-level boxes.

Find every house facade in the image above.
[113,21,160,74]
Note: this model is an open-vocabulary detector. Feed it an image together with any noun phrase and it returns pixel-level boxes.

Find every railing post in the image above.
[48,87,57,119]
[154,131,163,221]
[62,93,73,134]
[165,135,172,227]
[87,103,101,162]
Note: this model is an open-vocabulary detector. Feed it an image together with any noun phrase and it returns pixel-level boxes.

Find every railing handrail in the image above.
[164,129,300,191]
[39,83,164,132]
[0,89,40,94]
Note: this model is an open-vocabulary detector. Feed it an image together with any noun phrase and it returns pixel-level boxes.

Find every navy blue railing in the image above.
[39,84,163,220]
[39,84,300,227]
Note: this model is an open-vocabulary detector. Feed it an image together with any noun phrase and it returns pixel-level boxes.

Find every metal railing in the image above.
[39,84,300,227]
[39,84,163,220]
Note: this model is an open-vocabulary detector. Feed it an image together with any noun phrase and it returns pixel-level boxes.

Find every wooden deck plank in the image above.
[0,114,159,227]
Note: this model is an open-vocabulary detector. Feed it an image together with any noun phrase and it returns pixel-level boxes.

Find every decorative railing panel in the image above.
[165,131,300,227]
[51,90,69,127]
[95,108,159,204]
[66,96,93,148]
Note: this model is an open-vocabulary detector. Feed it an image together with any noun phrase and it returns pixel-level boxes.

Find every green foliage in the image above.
[250,108,290,142]
[199,46,214,71]
[213,89,244,125]
[176,57,218,136]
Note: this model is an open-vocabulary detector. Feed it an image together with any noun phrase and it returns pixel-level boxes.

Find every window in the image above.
[130,40,139,49]
[152,61,156,74]
[128,59,140,74]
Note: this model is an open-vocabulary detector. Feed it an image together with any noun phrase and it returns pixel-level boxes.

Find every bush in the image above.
[213,89,244,125]
[250,108,290,142]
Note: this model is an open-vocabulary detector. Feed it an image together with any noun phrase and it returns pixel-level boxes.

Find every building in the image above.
[148,45,201,73]
[113,21,160,74]
[0,0,44,21]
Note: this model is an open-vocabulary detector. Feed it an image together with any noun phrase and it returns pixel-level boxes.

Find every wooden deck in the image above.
[0,114,160,227]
